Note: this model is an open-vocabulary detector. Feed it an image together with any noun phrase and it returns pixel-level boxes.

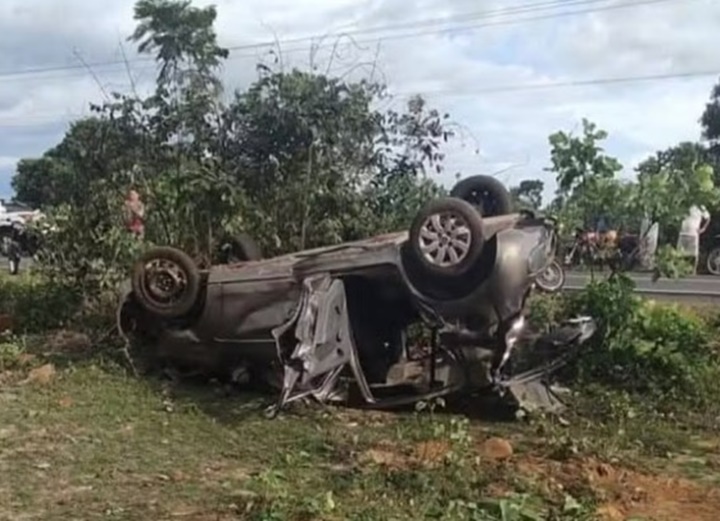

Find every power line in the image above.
[0,0,686,81]
[1,66,717,128]
[393,69,720,97]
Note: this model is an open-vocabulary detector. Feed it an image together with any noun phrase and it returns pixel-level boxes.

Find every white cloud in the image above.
[0,157,18,170]
[0,0,719,202]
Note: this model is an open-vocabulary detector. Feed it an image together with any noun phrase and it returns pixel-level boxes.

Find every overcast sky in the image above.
[1,0,719,204]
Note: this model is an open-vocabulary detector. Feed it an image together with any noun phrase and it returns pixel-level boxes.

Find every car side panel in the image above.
[213,277,302,341]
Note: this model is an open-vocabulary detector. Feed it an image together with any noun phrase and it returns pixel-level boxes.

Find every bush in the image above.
[0,274,83,334]
[529,273,720,410]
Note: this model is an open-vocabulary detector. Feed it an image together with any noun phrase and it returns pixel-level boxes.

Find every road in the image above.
[2,257,720,302]
[564,270,720,303]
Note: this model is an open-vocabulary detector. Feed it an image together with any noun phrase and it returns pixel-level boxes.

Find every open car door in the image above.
[268,274,354,416]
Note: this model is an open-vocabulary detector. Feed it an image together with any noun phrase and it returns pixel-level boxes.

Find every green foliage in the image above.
[130,0,228,92]
[509,179,544,210]
[546,119,628,232]
[13,0,451,289]
[0,333,27,371]
[529,276,720,410]
[549,118,623,195]
[635,144,720,228]
[701,79,720,144]
[0,275,82,334]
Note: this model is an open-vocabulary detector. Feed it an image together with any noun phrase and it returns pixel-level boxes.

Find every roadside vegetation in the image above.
[3,0,720,519]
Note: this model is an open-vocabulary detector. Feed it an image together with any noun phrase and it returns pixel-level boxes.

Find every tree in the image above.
[701,78,720,146]
[12,118,137,209]
[635,143,719,241]
[509,179,544,210]
[14,0,453,288]
[546,119,625,231]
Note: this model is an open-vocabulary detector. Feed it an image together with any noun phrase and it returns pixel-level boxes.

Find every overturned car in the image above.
[118,175,596,417]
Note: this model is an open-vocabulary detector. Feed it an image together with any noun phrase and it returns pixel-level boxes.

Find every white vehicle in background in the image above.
[0,200,44,275]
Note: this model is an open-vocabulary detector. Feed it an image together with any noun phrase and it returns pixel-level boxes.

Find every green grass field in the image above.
[1,343,719,521]
[0,269,719,520]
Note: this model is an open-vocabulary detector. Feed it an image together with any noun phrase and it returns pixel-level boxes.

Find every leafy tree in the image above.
[14,0,453,289]
[701,78,720,146]
[548,118,622,196]
[12,118,137,209]
[635,143,719,244]
[546,119,625,231]
[509,179,544,210]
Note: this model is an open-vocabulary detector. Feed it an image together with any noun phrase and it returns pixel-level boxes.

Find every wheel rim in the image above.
[538,263,562,289]
[418,212,472,267]
[708,250,720,275]
[143,259,188,306]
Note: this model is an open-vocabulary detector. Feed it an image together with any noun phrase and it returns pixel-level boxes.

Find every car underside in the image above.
[118,175,596,417]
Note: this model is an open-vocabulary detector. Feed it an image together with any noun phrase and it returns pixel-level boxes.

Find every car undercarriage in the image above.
[118,175,596,417]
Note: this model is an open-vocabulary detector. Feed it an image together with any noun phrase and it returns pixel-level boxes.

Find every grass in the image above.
[1,349,720,521]
[1,269,720,520]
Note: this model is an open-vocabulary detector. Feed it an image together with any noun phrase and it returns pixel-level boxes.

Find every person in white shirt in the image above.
[677,205,711,273]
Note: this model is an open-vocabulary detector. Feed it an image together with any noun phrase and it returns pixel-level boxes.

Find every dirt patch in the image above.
[361,448,409,469]
[478,437,514,461]
[517,456,720,521]
[21,364,56,386]
[361,439,453,469]
[412,440,451,465]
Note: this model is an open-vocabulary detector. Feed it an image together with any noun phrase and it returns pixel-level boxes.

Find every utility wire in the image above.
[0,0,687,81]
[2,66,717,127]
[393,69,720,97]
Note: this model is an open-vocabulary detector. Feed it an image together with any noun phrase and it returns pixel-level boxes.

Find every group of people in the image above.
[678,205,711,273]
[589,205,712,274]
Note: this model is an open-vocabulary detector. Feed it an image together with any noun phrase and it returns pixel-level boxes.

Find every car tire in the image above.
[131,246,201,319]
[219,232,263,263]
[449,175,513,216]
[408,197,485,278]
[707,246,720,275]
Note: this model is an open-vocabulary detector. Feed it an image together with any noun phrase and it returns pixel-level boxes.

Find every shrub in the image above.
[0,274,82,334]
[529,274,720,410]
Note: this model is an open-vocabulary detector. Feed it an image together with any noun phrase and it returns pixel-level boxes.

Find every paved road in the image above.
[2,257,720,301]
[565,270,720,303]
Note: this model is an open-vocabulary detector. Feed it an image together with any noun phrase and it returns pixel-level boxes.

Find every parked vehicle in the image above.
[535,259,565,293]
[0,200,43,275]
[118,175,596,417]
[562,226,640,272]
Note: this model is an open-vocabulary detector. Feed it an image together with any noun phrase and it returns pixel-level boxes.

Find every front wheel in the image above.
[408,197,486,279]
[535,260,565,293]
[706,247,720,275]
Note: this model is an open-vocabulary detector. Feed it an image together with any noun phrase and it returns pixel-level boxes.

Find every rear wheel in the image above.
[449,175,513,216]
[131,246,201,319]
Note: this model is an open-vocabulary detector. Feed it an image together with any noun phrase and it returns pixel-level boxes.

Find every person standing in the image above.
[123,189,145,239]
[677,205,710,274]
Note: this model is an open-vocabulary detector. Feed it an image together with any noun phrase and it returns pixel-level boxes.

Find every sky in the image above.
[0,0,719,205]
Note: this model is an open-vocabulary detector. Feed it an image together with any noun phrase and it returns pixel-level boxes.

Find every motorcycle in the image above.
[706,234,720,275]
[535,258,565,293]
